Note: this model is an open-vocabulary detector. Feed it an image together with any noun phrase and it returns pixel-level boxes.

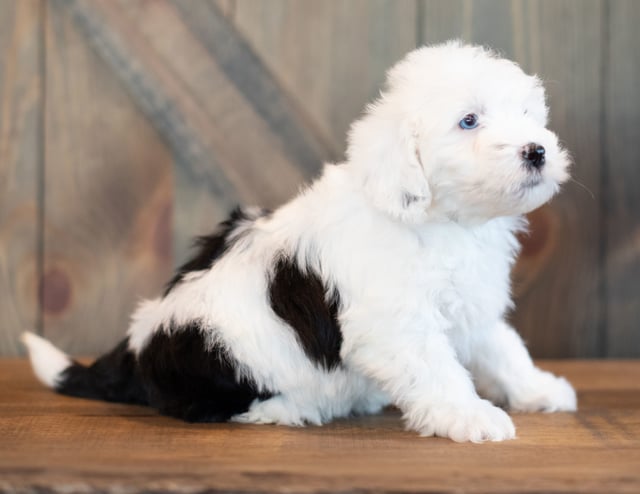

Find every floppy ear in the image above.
[347,114,431,223]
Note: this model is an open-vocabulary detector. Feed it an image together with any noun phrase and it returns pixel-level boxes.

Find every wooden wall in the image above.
[0,0,638,358]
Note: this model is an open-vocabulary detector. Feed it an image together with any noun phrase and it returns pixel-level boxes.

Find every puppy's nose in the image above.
[522,143,546,169]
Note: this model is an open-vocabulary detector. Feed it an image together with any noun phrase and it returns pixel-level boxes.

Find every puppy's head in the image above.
[347,41,570,224]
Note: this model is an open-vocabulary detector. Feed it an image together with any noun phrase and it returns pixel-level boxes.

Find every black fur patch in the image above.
[57,338,147,405]
[137,321,271,422]
[163,207,264,297]
[269,256,342,370]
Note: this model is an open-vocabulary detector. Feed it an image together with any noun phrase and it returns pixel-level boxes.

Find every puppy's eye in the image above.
[459,113,479,130]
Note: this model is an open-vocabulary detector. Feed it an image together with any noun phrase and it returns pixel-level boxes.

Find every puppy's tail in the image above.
[21,332,147,405]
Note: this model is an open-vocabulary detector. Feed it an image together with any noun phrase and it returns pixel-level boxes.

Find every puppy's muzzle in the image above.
[522,142,546,170]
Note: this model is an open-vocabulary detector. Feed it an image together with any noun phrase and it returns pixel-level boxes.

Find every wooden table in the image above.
[1,360,639,493]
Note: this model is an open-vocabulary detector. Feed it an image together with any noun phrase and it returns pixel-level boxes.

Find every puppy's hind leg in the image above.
[232,394,321,426]
[137,322,272,423]
[469,321,577,413]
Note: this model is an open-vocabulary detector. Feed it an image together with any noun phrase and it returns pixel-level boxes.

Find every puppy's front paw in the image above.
[416,399,516,443]
[509,372,577,413]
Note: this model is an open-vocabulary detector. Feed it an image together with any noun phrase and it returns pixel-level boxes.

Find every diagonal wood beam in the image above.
[169,0,340,176]
[54,0,338,212]
[54,0,238,211]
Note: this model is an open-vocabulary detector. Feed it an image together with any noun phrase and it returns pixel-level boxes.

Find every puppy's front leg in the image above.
[342,321,515,442]
[469,321,577,413]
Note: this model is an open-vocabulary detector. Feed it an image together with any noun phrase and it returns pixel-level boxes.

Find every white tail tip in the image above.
[21,332,71,388]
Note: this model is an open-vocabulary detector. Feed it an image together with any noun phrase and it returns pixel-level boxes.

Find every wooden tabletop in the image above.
[1,359,639,493]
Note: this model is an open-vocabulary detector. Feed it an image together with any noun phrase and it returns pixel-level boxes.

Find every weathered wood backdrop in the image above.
[0,0,638,358]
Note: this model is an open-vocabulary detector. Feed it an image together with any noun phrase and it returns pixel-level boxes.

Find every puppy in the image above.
[23,42,576,442]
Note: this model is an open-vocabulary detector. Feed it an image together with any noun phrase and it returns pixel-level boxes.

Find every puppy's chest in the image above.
[412,226,513,328]
[334,218,516,329]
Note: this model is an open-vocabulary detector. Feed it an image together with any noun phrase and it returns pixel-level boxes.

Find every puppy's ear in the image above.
[347,114,431,223]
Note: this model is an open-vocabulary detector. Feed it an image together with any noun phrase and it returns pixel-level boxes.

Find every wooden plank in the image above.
[56,0,238,215]
[55,0,235,267]
[604,1,640,357]
[1,359,639,493]
[214,0,235,18]
[168,0,339,177]
[0,0,43,355]
[420,0,513,53]
[511,0,604,358]
[232,0,418,154]
[59,0,337,264]
[110,0,331,261]
[420,1,603,358]
[42,2,175,354]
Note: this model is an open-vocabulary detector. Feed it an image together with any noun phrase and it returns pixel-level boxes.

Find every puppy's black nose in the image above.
[522,143,546,169]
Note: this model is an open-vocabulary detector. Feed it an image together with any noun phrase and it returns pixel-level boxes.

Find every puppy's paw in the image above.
[415,399,516,443]
[509,372,577,413]
[231,395,322,426]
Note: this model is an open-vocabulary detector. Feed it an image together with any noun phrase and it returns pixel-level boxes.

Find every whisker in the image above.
[568,177,595,199]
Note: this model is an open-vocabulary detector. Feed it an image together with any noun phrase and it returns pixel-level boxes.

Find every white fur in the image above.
[28,42,578,442]
[21,332,71,388]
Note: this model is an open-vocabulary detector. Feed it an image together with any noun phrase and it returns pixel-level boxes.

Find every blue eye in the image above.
[459,113,479,129]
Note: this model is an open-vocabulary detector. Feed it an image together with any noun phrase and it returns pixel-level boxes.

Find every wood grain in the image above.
[604,1,640,357]
[232,0,418,155]
[59,0,337,264]
[1,359,639,493]
[0,1,638,358]
[42,2,174,354]
[214,0,236,19]
[56,0,235,265]
[510,1,604,358]
[421,1,604,358]
[169,0,338,178]
[0,0,43,355]
[118,0,332,262]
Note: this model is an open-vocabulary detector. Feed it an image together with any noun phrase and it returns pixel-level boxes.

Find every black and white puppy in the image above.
[23,42,576,442]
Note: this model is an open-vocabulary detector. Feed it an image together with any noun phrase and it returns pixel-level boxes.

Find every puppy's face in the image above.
[349,43,571,223]
[408,46,570,221]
